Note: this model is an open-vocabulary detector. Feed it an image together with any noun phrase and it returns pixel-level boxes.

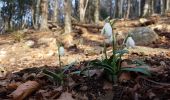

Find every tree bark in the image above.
[94,0,100,24]
[143,0,150,17]
[126,0,131,18]
[79,0,89,23]
[64,0,72,33]
[166,0,170,11]
[114,0,119,18]
[52,0,59,24]
[161,0,165,15]
[118,0,123,18]
[138,0,141,16]
[34,0,40,29]
[39,0,48,30]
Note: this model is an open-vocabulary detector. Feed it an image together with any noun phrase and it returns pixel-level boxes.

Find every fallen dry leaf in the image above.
[103,81,113,90]
[118,72,132,82]
[57,92,75,100]
[8,81,40,100]
[7,82,22,90]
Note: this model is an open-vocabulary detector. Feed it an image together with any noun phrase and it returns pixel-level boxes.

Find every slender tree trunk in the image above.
[52,0,59,24]
[39,0,48,30]
[138,0,141,16]
[31,6,35,27]
[151,0,154,14]
[79,0,89,23]
[34,0,40,29]
[143,0,150,17]
[64,0,72,33]
[74,0,79,17]
[119,0,123,18]
[166,0,170,11]
[161,0,165,15]
[109,0,113,18]
[126,0,131,18]
[94,0,99,24]
[114,0,119,18]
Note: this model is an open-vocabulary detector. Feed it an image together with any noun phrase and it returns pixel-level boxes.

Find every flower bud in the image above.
[126,37,135,48]
[59,46,65,56]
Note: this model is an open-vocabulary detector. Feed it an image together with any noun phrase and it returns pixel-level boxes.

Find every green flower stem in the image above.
[103,42,108,60]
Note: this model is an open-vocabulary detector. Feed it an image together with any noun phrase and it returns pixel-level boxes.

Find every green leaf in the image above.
[62,61,77,73]
[132,60,146,66]
[115,50,129,55]
[121,67,151,76]
[43,69,63,82]
[70,71,81,75]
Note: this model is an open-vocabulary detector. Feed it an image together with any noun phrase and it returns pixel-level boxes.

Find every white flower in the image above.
[59,46,65,56]
[101,23,113,38]
[126,37,135,48]
[105,35,113,44]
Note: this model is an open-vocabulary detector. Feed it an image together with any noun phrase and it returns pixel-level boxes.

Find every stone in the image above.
[130,27,158,45]
[25,40,35,48]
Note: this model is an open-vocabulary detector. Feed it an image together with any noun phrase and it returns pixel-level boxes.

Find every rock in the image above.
[130,27,158,45]
[25,40,35,48]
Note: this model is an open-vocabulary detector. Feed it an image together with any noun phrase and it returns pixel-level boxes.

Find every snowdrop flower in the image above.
[101,22,113,44]
[59,46,65,56]
[125,37,135,48]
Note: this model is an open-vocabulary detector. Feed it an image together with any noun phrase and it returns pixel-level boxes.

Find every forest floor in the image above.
[0,15,170,100]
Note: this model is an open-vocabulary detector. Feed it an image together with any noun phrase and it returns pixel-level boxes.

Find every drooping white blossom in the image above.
[125,37,135,48]
[101,23,113,43]
[59,46,65,56]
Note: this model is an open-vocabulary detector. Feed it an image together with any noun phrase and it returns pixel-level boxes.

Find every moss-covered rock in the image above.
[130,27,158,45]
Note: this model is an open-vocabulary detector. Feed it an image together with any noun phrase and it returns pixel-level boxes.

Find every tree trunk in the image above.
[64,0,72,33]
[161,0,165,15]
[151,0,154,14]
[138,0,141,16]
[126,0,131,18]
[94,0,100,24]
[166,0,170,11]
[39,0,48,30]
[52,0,59,24]
[34,0,41,29]
[143,0,150,17]
[118,0,123,18]
[79,0,89,23]
[74,0,79,17]
[109,0,113,18]
[114,0,119,18]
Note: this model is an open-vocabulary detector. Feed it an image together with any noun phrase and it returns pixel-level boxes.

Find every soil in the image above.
[0,16,170,100]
